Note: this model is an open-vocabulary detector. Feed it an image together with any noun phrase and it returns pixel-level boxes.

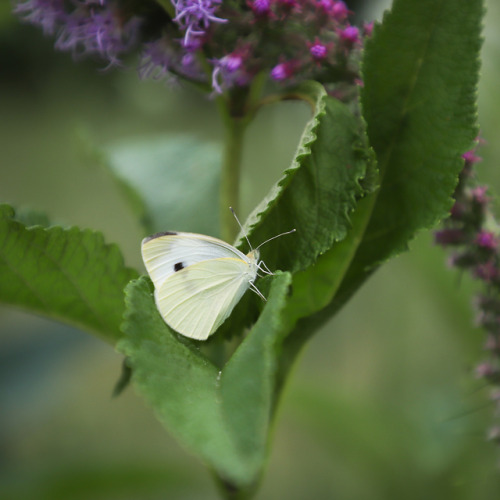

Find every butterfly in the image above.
[141,211,295,341]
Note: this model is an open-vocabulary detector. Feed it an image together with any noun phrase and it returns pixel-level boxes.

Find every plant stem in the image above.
[216,73,267,242]
[218,98,249,243]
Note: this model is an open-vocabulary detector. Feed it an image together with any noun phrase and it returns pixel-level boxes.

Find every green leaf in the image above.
[279,0,483,335]
[342,0,483,302]
[241,81,376,274]
[117,272,292,488]
[0,204,138,343]
[105,134,221,236]
[219,271,292,478]
[275,0,483,383]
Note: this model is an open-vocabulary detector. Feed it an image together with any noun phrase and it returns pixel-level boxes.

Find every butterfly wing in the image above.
[141,232,247,289]
[155,257,256,340]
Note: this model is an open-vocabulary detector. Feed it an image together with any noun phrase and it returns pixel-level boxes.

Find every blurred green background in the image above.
[2,1,500,498]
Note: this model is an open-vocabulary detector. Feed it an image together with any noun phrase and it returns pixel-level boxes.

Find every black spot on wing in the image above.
[142,231,178,244]
[174,262,185,272]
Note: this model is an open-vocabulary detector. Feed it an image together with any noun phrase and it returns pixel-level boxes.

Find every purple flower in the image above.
[476,362,496,379]
[463,150,482,164]
[475,230,497,250]
[139,36,204,82]
[316,0,334,12]
[332,1,349,20]
[54,4,140,65]
[172,0,227,46]
[339,26,360,44]
[211,53,247,93]
[309,39,328,61]
[139,38,175,80]
[270,61,295,81]
[363,21,374,37]
[474,261,499,282]
[250,0,272,16]
[471,185,489,205]
[434,228,467,246]
[14,0,66,35]
[14,0,367,94]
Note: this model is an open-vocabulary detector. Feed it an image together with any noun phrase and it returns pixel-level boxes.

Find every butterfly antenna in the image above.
[230,207,253,250]
[255,228,296,250]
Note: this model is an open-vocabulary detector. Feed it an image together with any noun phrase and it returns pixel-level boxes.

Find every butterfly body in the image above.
[141,231,261,340]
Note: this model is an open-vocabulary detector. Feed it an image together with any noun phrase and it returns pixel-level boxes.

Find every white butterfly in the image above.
[141,214,295,341]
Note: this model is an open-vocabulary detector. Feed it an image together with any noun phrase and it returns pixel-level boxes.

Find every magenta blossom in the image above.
[339,25,360,44]
[309,39,329,61]
[475,231,498,250]
[270,61,296,81]
[212,53,248,93]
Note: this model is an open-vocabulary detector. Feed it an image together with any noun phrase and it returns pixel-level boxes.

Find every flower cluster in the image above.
[15,0,142,65]
[435,140,500,447]
[14,0,370,95]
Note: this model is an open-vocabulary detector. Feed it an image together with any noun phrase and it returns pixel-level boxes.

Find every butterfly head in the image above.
[246,248,260,261]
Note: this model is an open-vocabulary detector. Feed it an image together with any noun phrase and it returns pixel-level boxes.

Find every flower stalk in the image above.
[219,110,248,243]
[435,141,500,448]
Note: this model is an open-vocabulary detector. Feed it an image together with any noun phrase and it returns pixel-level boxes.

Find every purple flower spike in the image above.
[14,0,66,35]
[172,0,227,46]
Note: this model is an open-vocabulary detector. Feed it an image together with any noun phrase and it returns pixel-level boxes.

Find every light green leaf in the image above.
[0,204,138,343]
[117,272,292,487]
[220,272,292,477]
[105,134,221,235]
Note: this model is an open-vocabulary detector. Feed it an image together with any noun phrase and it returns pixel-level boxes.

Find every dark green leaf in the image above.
[277,0,483,385]
[105,134,221,236]
[0,204,138,343]
[344,0,483,300]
